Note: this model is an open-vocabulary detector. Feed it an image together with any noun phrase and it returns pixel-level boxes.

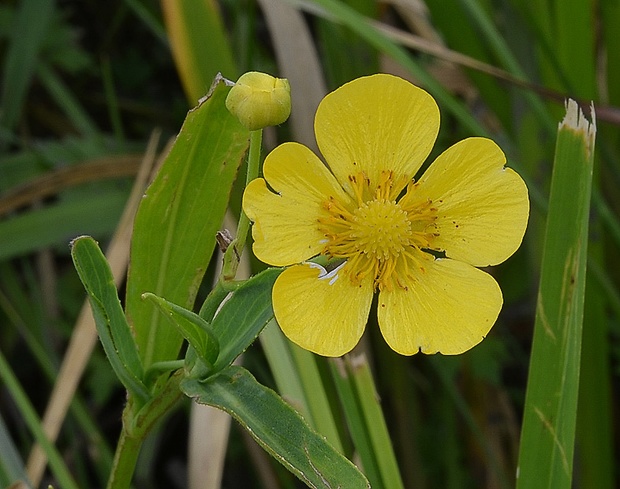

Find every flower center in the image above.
[350,200,411,260]
[319,171,439,291]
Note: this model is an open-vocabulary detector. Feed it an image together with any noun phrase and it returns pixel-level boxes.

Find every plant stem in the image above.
[106,371,184,489]
[222,128,263,281]
[106,421,142,489]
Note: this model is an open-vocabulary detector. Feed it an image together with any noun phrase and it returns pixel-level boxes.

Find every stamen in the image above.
[319,170,439,291]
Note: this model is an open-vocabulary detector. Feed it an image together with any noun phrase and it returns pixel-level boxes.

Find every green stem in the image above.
[106,424,141,489]
[222,128,263,281]
[144,360,185,385]
[106,371,184,489]
[347,355,404,489]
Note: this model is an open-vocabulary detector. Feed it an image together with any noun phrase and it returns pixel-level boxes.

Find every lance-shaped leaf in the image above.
[125,75,249,371]
[209,268,282,372]
[71,236,149,404]
[141,292,219,368]
[181,365,370,488]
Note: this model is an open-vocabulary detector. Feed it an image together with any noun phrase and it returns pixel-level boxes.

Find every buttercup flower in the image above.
[243,74,529,357]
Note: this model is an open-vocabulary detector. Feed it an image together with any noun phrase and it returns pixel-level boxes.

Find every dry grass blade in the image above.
[0,156,143,218]
[292,0,620,124]
[25,131,165,487]
[188,404,232,489]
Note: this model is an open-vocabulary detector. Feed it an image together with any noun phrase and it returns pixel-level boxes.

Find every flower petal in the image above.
[377,254,502,355]
[273,262,374,356]
[315,74,440,196]
[413,137,529,266]
[243,142,352,266]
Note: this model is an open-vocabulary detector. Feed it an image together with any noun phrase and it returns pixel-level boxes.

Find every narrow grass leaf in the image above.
[0,0,54,134]
[161,0,237,103]
[124,0,168,44]
[287,346,345,454]
[0,350,79,489]
[329,358,382,487]
[0,414,30,488]
[516,100,596,489]
[36,62,99,137]
[0,188,127,261]
[260,321,312,419]
[576,271,615,489]
[333,355,404,489]
[349,356,404,489]
[182,365,370,489]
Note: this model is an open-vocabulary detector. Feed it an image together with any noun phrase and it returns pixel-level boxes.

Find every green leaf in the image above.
[181,365,370,489]
[0,0,54,136]
[141,292,219,368]
[0,411,29,488]
[210,268,282,372]
[0,186,127,261]
[316,0,379,88]
[70,236,149,404]
[0,350,79,489]
[517,101,596,488]
[125,75,249,370]
[37,62,98,137]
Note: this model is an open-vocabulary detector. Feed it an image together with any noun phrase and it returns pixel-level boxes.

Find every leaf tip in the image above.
[69,234,95,249]
[560,99,596,155]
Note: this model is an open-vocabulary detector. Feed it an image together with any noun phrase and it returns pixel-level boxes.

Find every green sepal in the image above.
[141,292,219,369]
[181,365,370,488]
[70,236,149,404]
[210,268,282,372]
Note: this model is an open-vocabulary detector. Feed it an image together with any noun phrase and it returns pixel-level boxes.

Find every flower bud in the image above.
[225,72,291,131]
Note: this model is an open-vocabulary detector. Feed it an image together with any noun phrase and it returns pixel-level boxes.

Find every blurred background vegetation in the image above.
[0,0,617,488]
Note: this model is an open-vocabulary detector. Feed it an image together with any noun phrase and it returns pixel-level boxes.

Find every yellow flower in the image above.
[242,74,529,357]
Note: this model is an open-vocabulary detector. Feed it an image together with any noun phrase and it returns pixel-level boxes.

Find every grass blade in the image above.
[330,355,404,489]
[161,0,237,103]
[0,413,31,488]
[0,350,78,489]
[516,100,596,488]
[0,0,54,137]
[36,62,99,137]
